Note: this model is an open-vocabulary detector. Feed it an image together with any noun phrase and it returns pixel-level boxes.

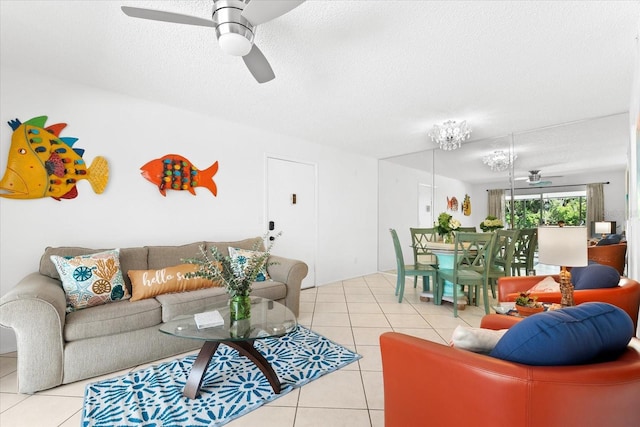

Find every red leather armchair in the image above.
[380,316,640,427]
[588,242,627,275]
[497,276,640,329]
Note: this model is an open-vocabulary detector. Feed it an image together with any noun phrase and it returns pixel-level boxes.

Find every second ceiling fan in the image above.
[121,0,306,83]
[514,170,562,187]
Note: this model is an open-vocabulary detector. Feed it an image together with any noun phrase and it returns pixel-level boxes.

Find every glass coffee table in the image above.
[159,296,297,399]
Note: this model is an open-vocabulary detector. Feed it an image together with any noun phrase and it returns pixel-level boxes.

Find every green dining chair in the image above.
[436,232,496,317]
[410,227,439,291]
[457,226,477,232]
[511,228,538,276]
[485,229,520,298]
[390,229,438,303]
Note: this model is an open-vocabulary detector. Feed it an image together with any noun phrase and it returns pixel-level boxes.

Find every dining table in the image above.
[422,241,469,308]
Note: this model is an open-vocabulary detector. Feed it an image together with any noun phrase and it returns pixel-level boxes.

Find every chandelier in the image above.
[428,120,471,150]
[482,150,517,172]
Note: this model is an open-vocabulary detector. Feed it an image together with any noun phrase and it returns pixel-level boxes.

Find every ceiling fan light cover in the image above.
[218,31,252,56]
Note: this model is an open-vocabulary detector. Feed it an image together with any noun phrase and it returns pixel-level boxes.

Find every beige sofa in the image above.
[0,237,308,393]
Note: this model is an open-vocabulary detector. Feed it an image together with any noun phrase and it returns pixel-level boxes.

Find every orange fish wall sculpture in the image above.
[140,154,218,197]
[0,116,109,200]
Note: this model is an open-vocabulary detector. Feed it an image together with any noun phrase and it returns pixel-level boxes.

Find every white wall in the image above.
[0,66,379,353]
[378,160,476,271]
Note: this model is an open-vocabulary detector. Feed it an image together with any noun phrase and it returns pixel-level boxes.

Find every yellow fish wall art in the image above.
[0,116,109,200]
[463,194,471,216]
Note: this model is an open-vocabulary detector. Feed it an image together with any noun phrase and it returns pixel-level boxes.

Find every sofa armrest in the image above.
[480,313,522,330]
[266,255,308,317]
[0,272,67,393]
[497,275,560,301]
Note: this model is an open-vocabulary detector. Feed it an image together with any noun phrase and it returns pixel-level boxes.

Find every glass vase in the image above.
[229,294,252,338]
[229,294,252,322]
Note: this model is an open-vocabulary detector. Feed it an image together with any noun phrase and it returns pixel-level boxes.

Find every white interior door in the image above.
[418,183,433,227]
[266,157,316,288]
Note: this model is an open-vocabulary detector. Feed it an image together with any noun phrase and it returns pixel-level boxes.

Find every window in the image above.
[505,190,587,228]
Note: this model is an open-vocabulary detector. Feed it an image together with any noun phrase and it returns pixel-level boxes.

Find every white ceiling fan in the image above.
[121,0,306,83]
[514,170,562,187]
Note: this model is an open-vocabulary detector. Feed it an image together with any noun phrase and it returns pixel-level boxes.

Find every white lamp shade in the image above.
[595,221,612,235]
[537,226,588,267]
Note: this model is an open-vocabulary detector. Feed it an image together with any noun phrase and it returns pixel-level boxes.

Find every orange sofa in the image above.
[497,275,640,329]
[380,315,640,427]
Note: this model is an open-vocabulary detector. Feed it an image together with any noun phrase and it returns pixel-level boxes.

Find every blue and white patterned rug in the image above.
[82,326,361,426]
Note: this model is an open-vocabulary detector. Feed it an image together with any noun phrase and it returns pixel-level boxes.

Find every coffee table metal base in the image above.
[183,340,282,399]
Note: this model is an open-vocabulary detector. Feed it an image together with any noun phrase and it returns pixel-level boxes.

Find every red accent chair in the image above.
[588,242,627,275]
[497,275,640,329]
[380,315,640,427]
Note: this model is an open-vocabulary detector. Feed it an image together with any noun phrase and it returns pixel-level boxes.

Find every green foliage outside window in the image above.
[505,193,586,228]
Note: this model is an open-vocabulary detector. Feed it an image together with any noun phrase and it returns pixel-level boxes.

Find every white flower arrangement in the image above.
[480,216,504,232]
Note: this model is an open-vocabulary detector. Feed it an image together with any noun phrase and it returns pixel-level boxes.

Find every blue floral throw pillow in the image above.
[228,247,270,282]
[50,249,130,312]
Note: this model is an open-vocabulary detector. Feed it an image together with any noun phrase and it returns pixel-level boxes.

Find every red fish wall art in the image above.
[140,154,218,197]
[0,116,109,200]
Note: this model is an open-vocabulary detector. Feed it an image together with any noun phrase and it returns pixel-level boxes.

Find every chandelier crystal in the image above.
[428,120,471,150]
[482,150,517,172]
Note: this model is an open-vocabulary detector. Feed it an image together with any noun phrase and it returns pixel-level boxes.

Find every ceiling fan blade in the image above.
[242,45,275,83]
[241,0,305,25]
[121,6,216,28]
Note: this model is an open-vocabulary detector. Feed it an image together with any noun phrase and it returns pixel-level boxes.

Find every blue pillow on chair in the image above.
[571,262,620,290]
[489,302,633,365]
[596,234,622,246]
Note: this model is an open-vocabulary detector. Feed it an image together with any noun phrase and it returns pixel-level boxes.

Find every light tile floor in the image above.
[0,272,499,427]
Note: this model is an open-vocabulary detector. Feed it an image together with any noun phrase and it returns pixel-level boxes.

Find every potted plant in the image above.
[436,212,461,243]
[479,215,504,232]
[514,291,544,316]
[184,233,279,322]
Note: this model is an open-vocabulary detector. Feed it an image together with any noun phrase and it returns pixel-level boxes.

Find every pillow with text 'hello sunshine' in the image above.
[128,264,222,301]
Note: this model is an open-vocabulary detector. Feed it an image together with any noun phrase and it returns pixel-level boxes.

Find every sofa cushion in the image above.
[128,264,221,301]
[489,302,634,365]
[228,247,270,281]
[571,262,620,290]
[206,237,265,257]
[146,242,205,270]
[156,280,287,322]
[528,276,560,293]
[40,246,148,293]
[64,298,162,342]
[50,249,131,312]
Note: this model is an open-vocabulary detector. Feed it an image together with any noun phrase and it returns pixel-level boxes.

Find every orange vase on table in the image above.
[516,305,544,317]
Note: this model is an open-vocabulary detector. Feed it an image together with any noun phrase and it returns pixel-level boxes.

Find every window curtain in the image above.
[487,189,505,221]
[586,183,605,228]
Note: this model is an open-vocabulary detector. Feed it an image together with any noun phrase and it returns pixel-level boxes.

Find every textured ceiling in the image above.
[1,0,639,184]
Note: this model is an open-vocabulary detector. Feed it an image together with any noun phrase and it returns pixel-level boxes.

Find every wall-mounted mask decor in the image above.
[0,116,109,200]
[447,196,459,212]
[140,154,218,197]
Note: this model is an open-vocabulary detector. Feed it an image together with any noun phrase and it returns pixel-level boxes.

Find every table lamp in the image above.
[594,221,612,239]
[537,226,588,307]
